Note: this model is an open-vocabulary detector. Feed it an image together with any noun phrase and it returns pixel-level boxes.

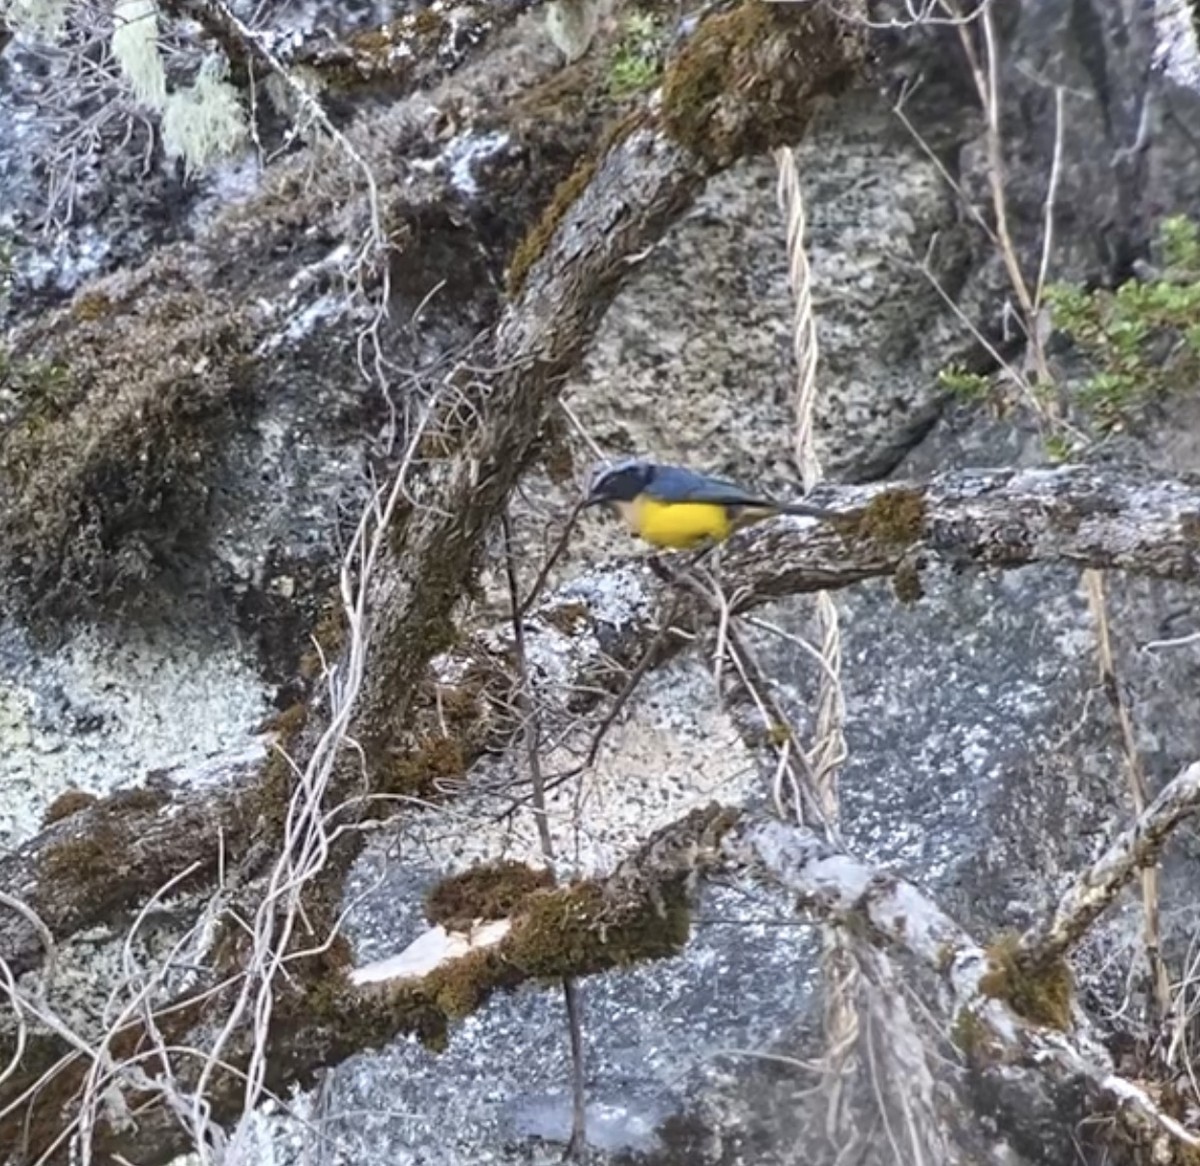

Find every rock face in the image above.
[4,1,1200,1164]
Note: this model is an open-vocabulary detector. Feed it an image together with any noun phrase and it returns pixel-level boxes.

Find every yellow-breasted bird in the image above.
[582,458,838,550]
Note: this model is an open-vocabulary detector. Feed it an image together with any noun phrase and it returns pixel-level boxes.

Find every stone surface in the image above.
[5,1,1200,1163]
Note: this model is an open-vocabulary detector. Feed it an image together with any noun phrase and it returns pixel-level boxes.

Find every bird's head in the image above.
[583,458,654,507]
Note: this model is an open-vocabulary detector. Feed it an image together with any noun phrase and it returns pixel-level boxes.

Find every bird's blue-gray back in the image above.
[644,465,771,508]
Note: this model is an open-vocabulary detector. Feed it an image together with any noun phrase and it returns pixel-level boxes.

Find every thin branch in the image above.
[1084,570,1171,1016]
[1016,762,1200,970]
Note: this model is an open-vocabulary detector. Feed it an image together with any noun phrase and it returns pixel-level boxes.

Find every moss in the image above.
[855,489,927,549]
[660,0,862,168]
[424,947,523,1019]
[38,783,170,887]
[506,156,598,297]
[436,678,488,729]
[979,932,1073,1030]
[950,1006,1000,1060]
[298,596,348,681]
[426,860,555,931]
[0,267,257,620]
[41,788,98,826]
[0,355,75,421]
[539,408,577,485]
[377,733,467,800]
[39,820,134,893]
[258,702,309,737]
[109,786,170,815]
[71,291,114,321]
[501,103,650,303]
[892,558,924,604]
[321,8,449,91]
[303,974,450,1052]
[505,879,691,978]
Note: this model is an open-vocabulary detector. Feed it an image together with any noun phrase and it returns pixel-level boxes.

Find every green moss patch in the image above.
[40,788,99,826]
[505,878,691,978]
[854,489,927,549]
[661,0,863,169]
[0,269,257,619]
[426,860,555,931]
[979,933,1073,1030]
[506,156,598,297]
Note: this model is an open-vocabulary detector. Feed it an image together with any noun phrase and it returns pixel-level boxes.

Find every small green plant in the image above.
[607,10,663,97]
[1042,432,1074,463]
[937,363,992,401]
[1045,215,1200,430]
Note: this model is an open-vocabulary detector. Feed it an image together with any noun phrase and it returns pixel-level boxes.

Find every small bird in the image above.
[582,458,838,550]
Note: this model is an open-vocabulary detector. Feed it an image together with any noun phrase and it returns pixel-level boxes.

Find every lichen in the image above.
[978,932,1073,1030]
[425,860,555,931]
[660,0,863,169]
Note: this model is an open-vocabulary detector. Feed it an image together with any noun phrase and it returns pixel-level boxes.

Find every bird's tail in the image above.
[775,499,839,520]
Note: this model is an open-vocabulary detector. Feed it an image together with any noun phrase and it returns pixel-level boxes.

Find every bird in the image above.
[581,458,839,550]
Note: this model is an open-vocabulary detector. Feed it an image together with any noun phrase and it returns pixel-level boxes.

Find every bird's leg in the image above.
[685,539,718,571]
[647,552,669,582]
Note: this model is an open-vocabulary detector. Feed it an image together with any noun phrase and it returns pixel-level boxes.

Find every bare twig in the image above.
[501,508,588,1161]
[1084,571,1172,1016]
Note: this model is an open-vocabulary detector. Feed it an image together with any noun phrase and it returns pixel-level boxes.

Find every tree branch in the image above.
[1016,760,1200,970]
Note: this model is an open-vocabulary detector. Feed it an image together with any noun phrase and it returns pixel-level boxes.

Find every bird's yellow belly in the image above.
[626,497,733,549]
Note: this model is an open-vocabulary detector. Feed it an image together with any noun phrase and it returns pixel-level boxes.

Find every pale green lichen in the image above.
[112,0,167,109]
[161,56,249,176]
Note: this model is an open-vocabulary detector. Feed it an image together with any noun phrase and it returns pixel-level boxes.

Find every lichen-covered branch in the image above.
[352,0,868,750]
[331,803,1200,1161]
[436,463,1200,725]
[1016,760,1200,970]
[0,745,267,980]
[717,812,1200,1160]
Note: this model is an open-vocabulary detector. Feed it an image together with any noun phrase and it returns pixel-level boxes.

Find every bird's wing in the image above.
[644,465,773,508]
